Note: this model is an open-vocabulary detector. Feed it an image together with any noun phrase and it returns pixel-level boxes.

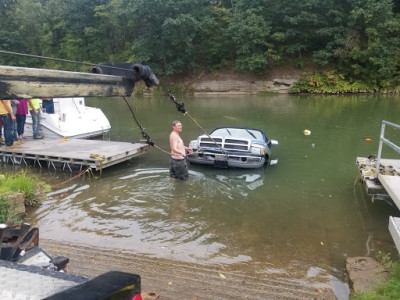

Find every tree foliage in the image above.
[228,1,273,73]
[1,0,400,89]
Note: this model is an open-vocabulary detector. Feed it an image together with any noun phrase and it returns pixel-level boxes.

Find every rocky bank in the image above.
[160,68,306,94]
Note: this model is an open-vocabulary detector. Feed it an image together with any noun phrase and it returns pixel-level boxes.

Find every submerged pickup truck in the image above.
[188,127,278,169]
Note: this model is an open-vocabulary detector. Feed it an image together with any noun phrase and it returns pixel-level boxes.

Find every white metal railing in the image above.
[375,120,400,179]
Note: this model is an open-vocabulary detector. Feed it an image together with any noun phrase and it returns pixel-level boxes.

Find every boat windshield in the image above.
[211,128,264,141]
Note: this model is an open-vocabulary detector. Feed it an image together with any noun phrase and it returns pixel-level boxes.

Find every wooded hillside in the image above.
[1,0,400,91]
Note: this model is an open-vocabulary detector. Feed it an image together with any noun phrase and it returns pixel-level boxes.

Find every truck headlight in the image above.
[251,146,265,155]
[189,140,199,149]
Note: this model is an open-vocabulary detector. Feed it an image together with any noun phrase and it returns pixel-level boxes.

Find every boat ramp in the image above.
[0,138,149,171]
[356,120,400,253]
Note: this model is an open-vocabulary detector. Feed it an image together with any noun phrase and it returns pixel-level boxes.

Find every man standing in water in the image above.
[169,120,193,179]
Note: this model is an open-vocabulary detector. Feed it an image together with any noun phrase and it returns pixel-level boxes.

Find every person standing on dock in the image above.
[28,98,44,139]
[10,99,22,144]
[169,120,193,179]
[16,99,30,141]
[0,100,17,149]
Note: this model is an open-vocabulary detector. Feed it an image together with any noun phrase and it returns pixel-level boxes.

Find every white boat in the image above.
[25,98,111,139]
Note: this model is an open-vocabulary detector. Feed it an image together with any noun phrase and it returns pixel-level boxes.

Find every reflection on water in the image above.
[26,94,400,299]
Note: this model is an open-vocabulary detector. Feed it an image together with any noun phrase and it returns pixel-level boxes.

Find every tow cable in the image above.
[122,96,171,156]
[167,94,227,156]
[123,93,227,158]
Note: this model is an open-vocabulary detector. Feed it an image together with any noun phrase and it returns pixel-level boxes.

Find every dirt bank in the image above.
[156,67,307,95]
[346,257,389,294]
[41,239,336,300]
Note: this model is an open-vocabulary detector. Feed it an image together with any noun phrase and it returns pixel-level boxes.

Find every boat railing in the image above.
[375,120,400,179]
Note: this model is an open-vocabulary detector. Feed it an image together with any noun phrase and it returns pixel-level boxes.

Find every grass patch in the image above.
[0,170,50,207]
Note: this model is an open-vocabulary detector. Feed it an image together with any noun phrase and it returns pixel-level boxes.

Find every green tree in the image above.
[57,0,110,64]
[228,0,273,73]
[40,0,68,66]
[0,0,18,65]
[334,0,400,88]
[266,0,349,67]
[92,0,136,62]
[192,4,234,70]
[0,0,46,67]
[40,0,113,68]
[122,0,208,75]
[1,0,400,88]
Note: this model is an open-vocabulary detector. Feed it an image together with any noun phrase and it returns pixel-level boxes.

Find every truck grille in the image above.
[199,136,250,151]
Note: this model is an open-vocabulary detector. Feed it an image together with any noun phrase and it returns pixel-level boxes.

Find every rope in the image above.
[123,94,223,158]
[122,97,155,147]
[153,144,173,155]
[86,167,103,179]
[122,97,171,155]
[123,92,228,157]
[185,112,227,157]
[125,92,227,157]
[89,153,105,178]
[52,166,91,187]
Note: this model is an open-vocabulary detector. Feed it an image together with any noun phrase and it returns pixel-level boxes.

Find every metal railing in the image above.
[375,120,400,179]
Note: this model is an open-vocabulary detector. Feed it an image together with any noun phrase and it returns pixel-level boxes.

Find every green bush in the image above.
[0,195,19,223]
[0,195,11,223]
[0,170,50,207]
[290,71,380,93]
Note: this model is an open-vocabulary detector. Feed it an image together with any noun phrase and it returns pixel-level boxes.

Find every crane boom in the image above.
[0,63,158,99]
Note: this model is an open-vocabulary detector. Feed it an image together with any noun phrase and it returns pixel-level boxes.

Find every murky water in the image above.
[26,94,400,296]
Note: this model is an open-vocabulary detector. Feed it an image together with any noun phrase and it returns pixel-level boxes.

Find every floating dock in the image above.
[357,157,400,255]
[356,157,400,198]
[356,120,400,254]
[0,138,149,171]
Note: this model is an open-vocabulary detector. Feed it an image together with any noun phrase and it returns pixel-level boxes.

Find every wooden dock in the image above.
[0,138,149,171]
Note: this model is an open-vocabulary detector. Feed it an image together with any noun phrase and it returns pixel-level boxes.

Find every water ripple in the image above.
[30,167,267,264]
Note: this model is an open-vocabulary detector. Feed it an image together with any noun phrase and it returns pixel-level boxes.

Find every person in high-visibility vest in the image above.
[28,98,44,139]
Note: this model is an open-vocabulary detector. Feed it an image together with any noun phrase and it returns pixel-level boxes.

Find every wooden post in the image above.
[0,65,134,99]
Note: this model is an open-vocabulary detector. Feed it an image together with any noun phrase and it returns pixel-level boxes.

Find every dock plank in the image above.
[0,138,149,170]
[379,175,400,209]
[389,217,400,255]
